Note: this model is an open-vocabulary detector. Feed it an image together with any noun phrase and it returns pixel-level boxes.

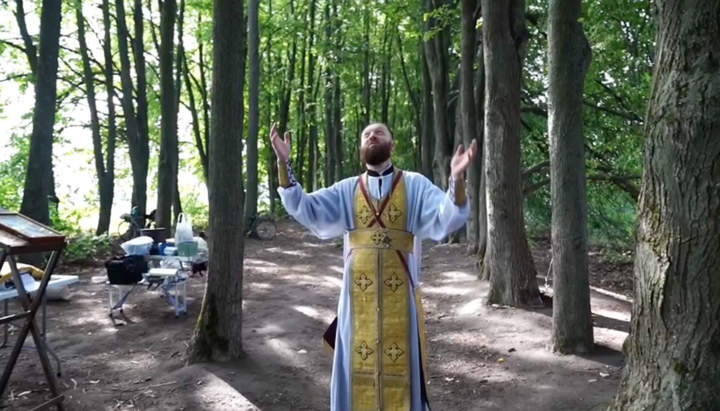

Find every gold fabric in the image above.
[348,170,428,411]
[454,178,467,206]
[348,228,415,254]
[278,160,291,188]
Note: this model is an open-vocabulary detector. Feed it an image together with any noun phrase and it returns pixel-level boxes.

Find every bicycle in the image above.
[117,207,157,241]
[246,213,277,241]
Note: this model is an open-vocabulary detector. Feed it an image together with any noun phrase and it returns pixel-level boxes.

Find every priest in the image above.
[272,122,477,411]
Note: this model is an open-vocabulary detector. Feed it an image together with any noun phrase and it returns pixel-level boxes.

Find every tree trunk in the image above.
[460,0,479,251]
[19,0,62,232]
[156,0,178,238]
[245,0,260,223]
[173,0,186,224]
[116,0,148,222]
[420,45,434,181]
[305,0,318,191]
[186,0,246,363]
[77,0,114,235]
[474,33,488,267]
[424,0,452,189]
[100,0,118,237]
[605,1,720,409]
[547,0,594,354]
[482,0,541,307]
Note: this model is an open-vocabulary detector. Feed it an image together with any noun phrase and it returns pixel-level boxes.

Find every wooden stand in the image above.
[0,207,66,411]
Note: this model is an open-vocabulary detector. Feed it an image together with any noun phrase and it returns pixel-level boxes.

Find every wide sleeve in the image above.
[277,161,347,240]
[412,175,470,241]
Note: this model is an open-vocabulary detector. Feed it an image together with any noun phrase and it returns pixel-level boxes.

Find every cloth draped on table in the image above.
[278,165,468,411]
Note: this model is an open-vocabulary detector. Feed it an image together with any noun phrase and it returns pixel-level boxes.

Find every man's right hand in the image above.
[270,123,291,163]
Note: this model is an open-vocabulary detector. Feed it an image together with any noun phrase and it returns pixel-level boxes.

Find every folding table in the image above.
[0,207,66,411]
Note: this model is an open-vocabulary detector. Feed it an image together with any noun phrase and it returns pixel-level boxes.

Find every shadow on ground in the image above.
[0,220,629,411]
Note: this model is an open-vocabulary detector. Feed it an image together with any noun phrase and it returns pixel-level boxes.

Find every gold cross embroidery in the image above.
[357,206,373,225]
[384,343,404,362]
[356,342,374,360]
[355,274,373,291]
[384,274,404,292]
[370,229,392,248]
[384,203,402,223]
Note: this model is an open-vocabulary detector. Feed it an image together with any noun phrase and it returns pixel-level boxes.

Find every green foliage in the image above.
[0,0,653,256]
[519,0,651,248]
[0,134,30,211]
[181,192,210,231]
[49,206,113,262]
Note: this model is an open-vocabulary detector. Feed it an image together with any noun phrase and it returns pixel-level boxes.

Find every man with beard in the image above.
[271,122,476,411]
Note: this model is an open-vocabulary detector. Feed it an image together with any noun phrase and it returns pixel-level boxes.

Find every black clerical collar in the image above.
[366,164,394,177]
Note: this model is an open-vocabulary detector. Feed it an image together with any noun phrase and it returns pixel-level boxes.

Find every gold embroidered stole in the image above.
[338,170,428,411]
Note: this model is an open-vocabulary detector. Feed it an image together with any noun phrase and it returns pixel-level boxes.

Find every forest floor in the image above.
[0,220,634,411]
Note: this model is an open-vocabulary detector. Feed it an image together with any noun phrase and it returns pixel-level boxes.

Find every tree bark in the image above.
[547,0,594,354]
[424,0,452,189]
[420,44,434,181]
[156,0,178,238]
[474,33,488,268]
[482,0,541,307]
[77,0,115,236]
[19,0,62,232]
[186,0,246,363]
[100,0,118,236]
[605,0,720,409]
[116,0,149,221]
[460,0,481,253]
[245,0,260,223]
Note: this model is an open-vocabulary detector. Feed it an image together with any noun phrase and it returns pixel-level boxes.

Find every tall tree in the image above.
[424,0,453,188]
[605,1,720,409]
[76,0,116,235]
[547,0,594,353]
[115,0,149,223]
[156,0,179,237]
[186,0,246,362]
[460,0,482,253]
[245,0,260,223]
[481,0,541,306]
[19,0,62,228]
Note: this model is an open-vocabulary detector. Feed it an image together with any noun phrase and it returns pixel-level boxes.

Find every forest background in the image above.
[0,0,647,266]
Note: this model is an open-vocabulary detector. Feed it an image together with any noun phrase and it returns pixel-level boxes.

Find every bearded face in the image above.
[360,139,393,166]
[360,123,394,166]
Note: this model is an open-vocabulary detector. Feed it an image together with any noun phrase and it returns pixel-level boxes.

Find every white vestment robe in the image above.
[278,166,469,411]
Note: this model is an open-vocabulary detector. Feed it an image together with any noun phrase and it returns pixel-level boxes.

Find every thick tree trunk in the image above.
[547,0,594,354]
[474,38,488,268]
[605,1,720,409]
[460,0,480,252]
[186,0,246,363]
[19,0,62,233]
[156,0,178,238]
[482,0,541,307]
[424,0,452,189]
[245,0,260,223]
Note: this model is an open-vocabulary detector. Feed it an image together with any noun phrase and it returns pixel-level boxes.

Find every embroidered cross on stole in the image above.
[321,169,431,411]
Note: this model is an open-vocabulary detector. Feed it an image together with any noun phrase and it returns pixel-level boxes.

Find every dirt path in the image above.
[0,220,630,411]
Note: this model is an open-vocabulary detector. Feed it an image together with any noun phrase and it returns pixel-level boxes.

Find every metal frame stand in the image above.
[0,246,65,411]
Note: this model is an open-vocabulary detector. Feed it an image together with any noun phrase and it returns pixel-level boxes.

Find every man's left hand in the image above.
[450,139,478,180]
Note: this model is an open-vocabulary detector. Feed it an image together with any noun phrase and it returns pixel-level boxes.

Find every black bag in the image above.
[105,255,147,285]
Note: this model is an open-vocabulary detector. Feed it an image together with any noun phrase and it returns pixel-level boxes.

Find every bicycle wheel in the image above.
[117,220,131,241]
[253,219,277,241]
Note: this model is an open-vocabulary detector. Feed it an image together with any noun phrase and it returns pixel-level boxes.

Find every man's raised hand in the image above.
[450,139,478,180]
[269,123,291,163]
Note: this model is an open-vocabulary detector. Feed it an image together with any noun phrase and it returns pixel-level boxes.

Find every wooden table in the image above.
[0,209,67,411]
